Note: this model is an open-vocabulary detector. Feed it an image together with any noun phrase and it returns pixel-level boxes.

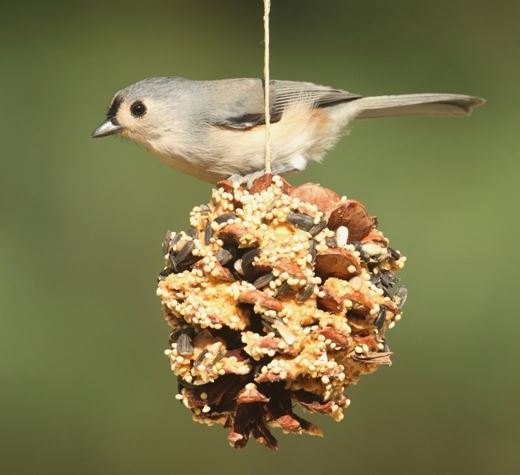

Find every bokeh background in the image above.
[1,1,518,474]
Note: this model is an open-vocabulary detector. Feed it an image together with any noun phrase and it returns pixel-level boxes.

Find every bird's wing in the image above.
[210,79,361,130]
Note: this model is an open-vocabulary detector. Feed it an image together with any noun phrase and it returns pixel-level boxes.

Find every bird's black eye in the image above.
[130,100,147,118]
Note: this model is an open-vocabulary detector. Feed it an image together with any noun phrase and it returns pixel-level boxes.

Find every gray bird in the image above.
[92,77,484,183]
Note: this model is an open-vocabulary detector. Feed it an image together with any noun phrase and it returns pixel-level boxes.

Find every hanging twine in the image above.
[263,0,272,174]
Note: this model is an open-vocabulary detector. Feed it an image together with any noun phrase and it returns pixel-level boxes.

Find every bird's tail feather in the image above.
[354,93,485,119]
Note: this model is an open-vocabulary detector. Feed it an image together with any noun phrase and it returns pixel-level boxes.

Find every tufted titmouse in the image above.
[92,77,484,183]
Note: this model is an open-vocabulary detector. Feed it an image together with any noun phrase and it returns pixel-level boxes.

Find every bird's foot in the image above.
[227,160,305,189]
[228,170,271,189]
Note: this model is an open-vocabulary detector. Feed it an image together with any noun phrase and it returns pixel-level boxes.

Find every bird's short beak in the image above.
[91,118,122,138]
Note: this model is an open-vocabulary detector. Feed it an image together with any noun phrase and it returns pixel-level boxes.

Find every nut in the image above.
[328,200,376,241]
[289,183,340,213]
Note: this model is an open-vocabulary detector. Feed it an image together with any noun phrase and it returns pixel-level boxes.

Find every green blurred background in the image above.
[1,1,518,473]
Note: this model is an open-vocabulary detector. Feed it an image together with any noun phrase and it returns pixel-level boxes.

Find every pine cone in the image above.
[157,174,407,449]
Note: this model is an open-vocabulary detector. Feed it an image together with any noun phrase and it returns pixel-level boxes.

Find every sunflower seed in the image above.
[214,213,237,225]
[241,248,260,276]
[296,284,315,303]
[380,271,398,294]
[177,379,197,390]
[260,314,275,324]
[276,281,292,298]
[177,254,202,271]
[162,231,174,255]
[215,248,234,265]
[309,220,327,236]
[177,333,194,355]
[272,320,296,345]
[176,241,195,264]
[262,320,275,334]
[187,227,198,240]
[169,327,191,342]
[204,222,212,245]
[164,231,183,254]
[325,237,337,248]
[253,273,274,289]
[396,287,408,308]
[234,259,244,275]
[158,267,175,280]
[358,249,370,262]
[210,348,227,367]
[309,239,317,262]
[168,253,179,272]
[287,212,315,231]
[168,330,178,344]
[388,247,401,260]
[193,349,209,368]
[374,308,386,329]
